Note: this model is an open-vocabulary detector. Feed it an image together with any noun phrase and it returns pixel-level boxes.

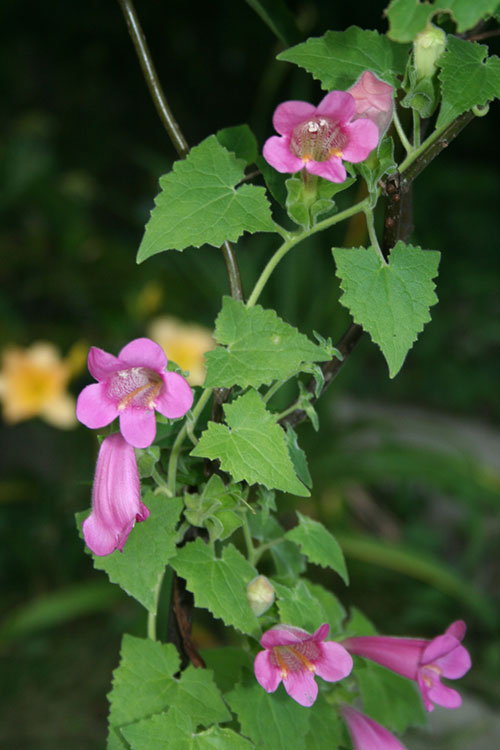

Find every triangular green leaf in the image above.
[301,581,346,633]
[284,512,349,584]
[137,135,275,262]
[108,634,180,746]
[226,671,311,750]
[78,493,182,612]
[386,0,500,42]
[304,694,343,750]
[333,242,440,378]
[277,26,410,90]
[216,124,258,165]
[437,36,500,128]
[171,538,260,634]
[170,665,231,727]
[205,297,330,389]
[191,390,309,496]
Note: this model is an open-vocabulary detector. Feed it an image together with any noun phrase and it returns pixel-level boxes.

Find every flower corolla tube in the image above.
[347,70,394,137]
[342,620,471,711]
[76,337,193,449]
[341,705,407,750]
[254,623,353,707]
[82,433,150,556]
[262,86,381,183]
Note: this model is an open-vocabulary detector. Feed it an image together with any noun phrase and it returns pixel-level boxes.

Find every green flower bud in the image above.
[414,23,446,82]
[246,575,275,616]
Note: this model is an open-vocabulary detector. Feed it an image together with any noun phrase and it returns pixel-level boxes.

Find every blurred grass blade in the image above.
[244,0,301,46]
[337,534,497,629]
[0,582,125,643]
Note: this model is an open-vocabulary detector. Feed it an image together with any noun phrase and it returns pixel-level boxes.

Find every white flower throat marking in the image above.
[109,367,163,410]
[290,117,347,162]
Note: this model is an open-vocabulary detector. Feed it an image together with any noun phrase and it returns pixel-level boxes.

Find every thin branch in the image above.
[116,0,245,302]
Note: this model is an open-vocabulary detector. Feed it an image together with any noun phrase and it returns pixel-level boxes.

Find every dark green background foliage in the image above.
[1,1,500,747]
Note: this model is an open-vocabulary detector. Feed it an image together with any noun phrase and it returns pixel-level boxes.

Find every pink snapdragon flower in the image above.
[262,89,379,183]
[254,623,353,707]
[347,71,394,137]
[76,338,193,449]
[82,433,150,556]
[343,621,471,712]
[341,705,407,750]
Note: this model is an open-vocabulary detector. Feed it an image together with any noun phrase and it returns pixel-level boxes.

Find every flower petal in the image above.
[254,651,281,693]
[422,634,462,665]
[314,642,353,683]
[83,511,122,556]
[446,620,466,641]
[87,346,121,381]
[341,706,407,750]
[263,136,303,174]
[261,625,311,649]
[316,90,356,123]
[273,100,316,135]
[118,337,167,372]
[312,623,330,641]
[435,644,471,680]
[76,383,118,429]
[155,372,193,419]
[427,680,463,709]
[342,119,379,162]
[283,668,318,707]
[119,407,157,448]
[306,157,346,183]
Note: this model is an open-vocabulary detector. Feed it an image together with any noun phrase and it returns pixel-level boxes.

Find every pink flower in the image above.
[263,90,379,183]
[341,705,407,750]
[82,433,150,556]
[343,621,471,712]
[76,337,193,449]
[347,71,394,137]
[254,623,353,707]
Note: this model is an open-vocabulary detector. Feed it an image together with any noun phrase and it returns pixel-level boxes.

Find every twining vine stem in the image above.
[116,0,244,302]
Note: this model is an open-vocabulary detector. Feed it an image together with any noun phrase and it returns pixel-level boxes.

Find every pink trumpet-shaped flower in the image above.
[343,621,471,712]
[82,433,150,556]
[341,705,407,750]
[263,89,379,183]
[254,623,353,707]
[347,71,394,137]
[76,337,193,449]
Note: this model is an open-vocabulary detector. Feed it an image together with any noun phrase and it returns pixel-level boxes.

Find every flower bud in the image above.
[414,23,446,81]
[246,575,275,616]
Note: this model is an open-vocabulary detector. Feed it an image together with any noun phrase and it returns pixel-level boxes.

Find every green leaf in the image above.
[137,135,275,262]
[342,606,378,637]
[333,242,440,378]
[356,660,427,734]
[171,538,260,634]
[78,493,182,612]
[226,672,311,750]
[304,694,343,750]
[216,125,258,165]
[356,136,397,199]
[273,580,329,632]
[108,634,180,746]
[205,297,330,389]
[201,647,253,693]
[284,512,349,584]
[284,426,312,489]
[278,26,410,90]
[123,709,255,750]
[386,0,500,41]
[170,665,231,727]
[191,389,309,496]
[437,36,500,129]
[270,540,306,586]
[301,581,346,634]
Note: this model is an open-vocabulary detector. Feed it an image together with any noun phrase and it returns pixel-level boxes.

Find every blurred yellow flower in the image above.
[147,317,215,386]
[0,342,78,428]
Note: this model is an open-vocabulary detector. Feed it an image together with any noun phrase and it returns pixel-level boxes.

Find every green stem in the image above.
[247,197,370,308]
[364,207,387,265]
[167,388,212,496]
[413,109,421,148]
[392,108,413,154]
[152,466,169,489]
[241,513,256,566]
[252,536,284,566]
